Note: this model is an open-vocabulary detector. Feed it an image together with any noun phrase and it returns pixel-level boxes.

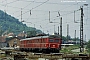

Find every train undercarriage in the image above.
[20,48,60,53]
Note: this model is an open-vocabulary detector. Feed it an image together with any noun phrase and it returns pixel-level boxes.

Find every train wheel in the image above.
[55,49,59,53]
[42,49,46,53]
[20,48,23,52]
[35,49,39,53]
[46,49,50,54]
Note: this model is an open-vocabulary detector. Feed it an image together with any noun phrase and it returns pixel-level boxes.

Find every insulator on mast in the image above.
[30,10,31,15]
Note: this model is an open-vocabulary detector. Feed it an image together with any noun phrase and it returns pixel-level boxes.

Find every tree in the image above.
[0,10,42,35]
[86,40,90,53]
[26,31,36,37]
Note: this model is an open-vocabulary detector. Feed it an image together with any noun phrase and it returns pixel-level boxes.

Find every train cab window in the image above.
[49,39,54,42]
[55,39,59,42]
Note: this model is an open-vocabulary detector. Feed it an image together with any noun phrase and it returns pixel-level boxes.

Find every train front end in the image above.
[46,35,62,53]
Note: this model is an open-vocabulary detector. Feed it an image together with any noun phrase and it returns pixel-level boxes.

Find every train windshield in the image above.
[49,39,59,43]
[49,39,54,42]
[55,39,59,42]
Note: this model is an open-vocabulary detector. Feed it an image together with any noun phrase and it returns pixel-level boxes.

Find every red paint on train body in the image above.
[20,35,62,53]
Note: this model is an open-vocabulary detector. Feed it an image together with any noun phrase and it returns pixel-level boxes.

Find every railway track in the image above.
[9,50,90,59]
[1,50,90,60]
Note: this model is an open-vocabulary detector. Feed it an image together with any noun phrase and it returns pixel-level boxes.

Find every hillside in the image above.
[0,10,42,36]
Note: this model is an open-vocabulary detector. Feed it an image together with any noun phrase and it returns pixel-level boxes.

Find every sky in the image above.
[0,0,90,41]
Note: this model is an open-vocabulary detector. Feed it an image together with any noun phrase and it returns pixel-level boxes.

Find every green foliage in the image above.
[86,40,90,53]
[62,36,80,42]
[27,31,36,37]
[62,36,67,40]
[0,10,42,36]
[60,45,80,53]
[86,40,90,48]
[73,37,80,41]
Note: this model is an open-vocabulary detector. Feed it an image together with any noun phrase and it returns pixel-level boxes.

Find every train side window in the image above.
[43,39,44,43]
[35,40,37,43]
[42,39,44,43]
[38,39,39,43]
[37,39,39,43]
[39,39,41,43]
[29,40,31,43]
[32,40,33,43]
[36,39,38,43]
[43,38,45,43]
[44,39,46,43]
[41,39,43,43]
[34,39,35,43]
[31,40,32,43]
[28,41,29,43]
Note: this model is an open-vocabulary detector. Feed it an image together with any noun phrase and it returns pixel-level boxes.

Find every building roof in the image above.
[18,32,26,37]
[5,37,21,42]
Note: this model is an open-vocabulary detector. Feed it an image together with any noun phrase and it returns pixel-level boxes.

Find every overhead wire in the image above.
[43,4,88,34]
[21,0,35,9]
[16,0,49,18]
[1,0,89,17]
[23,2,88,25]
[0,0,36,18]
[14,5,90,27]
[0,0,85,20]
[5,0,19,5]
[24,4,80,29]
[13,1,90,38]
[1,0,90,35]
[17,0,35,2]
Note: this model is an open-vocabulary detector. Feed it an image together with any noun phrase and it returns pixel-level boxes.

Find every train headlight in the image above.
[45,45,46,46]
[53,45,55,47]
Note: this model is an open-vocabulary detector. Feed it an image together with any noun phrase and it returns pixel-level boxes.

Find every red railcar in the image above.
[20,35,62,53]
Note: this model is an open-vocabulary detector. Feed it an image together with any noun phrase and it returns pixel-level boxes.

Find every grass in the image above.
[60,45,80,53]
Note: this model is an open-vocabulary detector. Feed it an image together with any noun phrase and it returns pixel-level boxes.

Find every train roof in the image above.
[20,35,60,41]
[20,36,49,41]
